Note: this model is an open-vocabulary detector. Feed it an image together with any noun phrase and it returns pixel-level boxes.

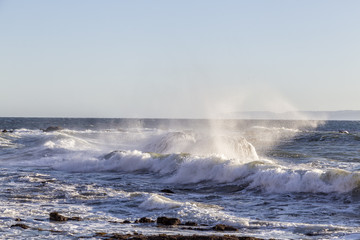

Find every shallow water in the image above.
[1,118,360,239]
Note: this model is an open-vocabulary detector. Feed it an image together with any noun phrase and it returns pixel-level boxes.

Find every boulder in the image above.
[69,216,82,221]
[157,216,181,226]
[11,223,30,229]
[135,217,155,223]
[43,126,62,132]
[160,189,175,194]
[95,232,108,237]
[212,224,238,232]
[1,129,13,133]
[49,212,68,221]
[184,221,198,226]
[49,212,82,221]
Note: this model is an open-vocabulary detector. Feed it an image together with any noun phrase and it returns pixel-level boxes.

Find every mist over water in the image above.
[1,117,360,239]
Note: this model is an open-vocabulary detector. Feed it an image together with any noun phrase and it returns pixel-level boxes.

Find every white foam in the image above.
[166,155,253,184]
[50,150,260,184]
[143,131,259,160]
[139,194,183,210]
[43,132,94,151]
[247,166,360,193]
[252,125,301,133]
[35,148,360,194]
[178,201,250,227]
[0,136,17,148]
[52,150,177,174]
[7,127,360,194]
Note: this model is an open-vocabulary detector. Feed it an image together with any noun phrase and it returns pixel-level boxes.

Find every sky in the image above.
[1,0,360,118]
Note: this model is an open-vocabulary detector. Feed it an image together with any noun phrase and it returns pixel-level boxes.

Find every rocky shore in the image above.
[98,234,262,240]
[10,212,266,240]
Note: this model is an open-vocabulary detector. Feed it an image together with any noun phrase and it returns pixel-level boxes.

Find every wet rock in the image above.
[32,227,44,231]
[99,233,263,239]
[95,232,107,237]
[157,216,181,226]
[184,221,198,226]
[238,237,263,240]
[15,218,22,222]
[11,223,30,229]
[69,216,82,221]
[49,212,81,221]
[135,217,155,223]
[109,220,121,224]
[123,220,131,224]
[160,189,175,194]
[212,224,238,232]
[42,126,62,132]
[1,129,13,133]
[49,212,68,221]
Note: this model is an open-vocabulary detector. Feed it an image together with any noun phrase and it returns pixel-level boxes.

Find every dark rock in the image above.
[138,217,155,223]
[238,237,263,240]
[157,216,181,226]
[160,189,175,194]
[49,211,81,221]
[34,227,45,231]
[49,212,68,221]
[42,126,63,132]
[108,220,121,223]
[212,224,238,231]
[49,229,64,233]
[95,232,107,237]
[15,218,22,222]
[184,221,198,226]
[123,220,131,224]
[100,233,263,239]
[11,223,30,229]
[1,129,13,133]
[69,216,82,221]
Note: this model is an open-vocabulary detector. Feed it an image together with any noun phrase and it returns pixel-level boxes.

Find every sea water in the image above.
[0,118,360,239]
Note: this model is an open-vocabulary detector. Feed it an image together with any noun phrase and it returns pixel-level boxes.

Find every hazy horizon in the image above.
[1,110,360,121]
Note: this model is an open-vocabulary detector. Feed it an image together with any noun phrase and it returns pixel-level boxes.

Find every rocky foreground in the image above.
[10,212,267,240]
[98,234,261,240]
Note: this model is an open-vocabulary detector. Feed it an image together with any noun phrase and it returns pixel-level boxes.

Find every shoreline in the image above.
[11,213,265,240]
[96,233,263,240]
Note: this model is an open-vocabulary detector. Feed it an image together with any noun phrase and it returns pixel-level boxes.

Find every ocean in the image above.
[1,118,360,239]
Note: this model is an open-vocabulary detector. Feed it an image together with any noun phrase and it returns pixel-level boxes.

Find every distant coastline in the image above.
[229,110,360,120]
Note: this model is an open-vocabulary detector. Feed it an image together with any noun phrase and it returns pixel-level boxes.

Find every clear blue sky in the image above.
[1,0,359,118]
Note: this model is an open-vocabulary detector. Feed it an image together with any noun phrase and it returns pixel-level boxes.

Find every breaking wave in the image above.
[49,149,360,194]
[143,131,259,159]
[4,126,360,194]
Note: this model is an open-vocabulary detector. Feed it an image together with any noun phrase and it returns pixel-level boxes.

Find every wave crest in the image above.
[144,131,258,160]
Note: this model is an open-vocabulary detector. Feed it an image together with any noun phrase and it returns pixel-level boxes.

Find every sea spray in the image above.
[143,130,258,159]
[1,118,360,239]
